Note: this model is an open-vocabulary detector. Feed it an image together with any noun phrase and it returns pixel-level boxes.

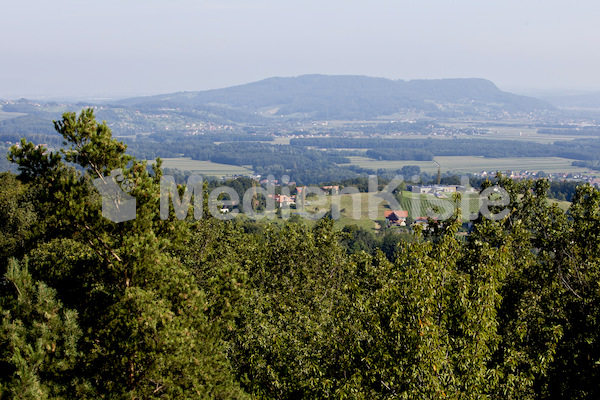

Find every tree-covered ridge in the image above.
[1,110,600,398]
[291,137,600,161]
[116,75,553,119]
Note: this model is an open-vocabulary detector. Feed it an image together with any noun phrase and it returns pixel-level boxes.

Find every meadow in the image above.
[271,189,569,233]
[442,120,599,143]
[434,156,592,174]
[296,190,483,231]
[340,155,594,174]
[157,157,252,177]
[339,156,440,173]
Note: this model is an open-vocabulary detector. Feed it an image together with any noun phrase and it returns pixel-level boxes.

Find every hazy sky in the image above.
[1,0,599,99]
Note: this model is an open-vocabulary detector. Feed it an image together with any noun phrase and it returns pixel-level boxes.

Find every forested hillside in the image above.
[117,75,553,119]
[2,110,600,398]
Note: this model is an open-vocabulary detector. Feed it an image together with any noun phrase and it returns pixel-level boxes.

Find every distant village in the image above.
[473,170,600,187]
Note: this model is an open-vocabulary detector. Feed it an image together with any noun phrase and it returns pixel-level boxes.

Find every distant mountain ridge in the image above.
[116,74,554,119]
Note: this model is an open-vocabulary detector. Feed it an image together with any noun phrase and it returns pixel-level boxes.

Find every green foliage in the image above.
[54,108,132,177]
[0,173,39,271]
[7,139,62,183]
[291,137,599,161]
[0,259,89,398]
[3,109,246,398]
[3,109,600,398]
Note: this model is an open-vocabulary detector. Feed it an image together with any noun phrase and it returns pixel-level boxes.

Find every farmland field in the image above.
[434,156,593,174]
[237,187,570,231]
[442,122,598,143]
[301,191,483,230]
[338,156,440,172]
[272,137,292,145]
[479,126,587,143]
[339,156,595,175]
[157,157,252,177]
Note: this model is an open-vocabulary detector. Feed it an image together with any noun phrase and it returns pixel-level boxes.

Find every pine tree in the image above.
[8,109,247,398]
[0,259,90,398]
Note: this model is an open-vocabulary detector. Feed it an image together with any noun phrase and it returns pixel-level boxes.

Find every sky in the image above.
[1,0,600,100]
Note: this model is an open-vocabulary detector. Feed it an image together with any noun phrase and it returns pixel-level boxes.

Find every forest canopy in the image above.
[1,110,600,398]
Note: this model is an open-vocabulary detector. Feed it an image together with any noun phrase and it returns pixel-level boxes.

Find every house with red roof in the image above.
[384,210,409,226]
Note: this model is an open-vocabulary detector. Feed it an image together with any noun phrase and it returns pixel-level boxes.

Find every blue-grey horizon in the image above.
[2,0,599,99]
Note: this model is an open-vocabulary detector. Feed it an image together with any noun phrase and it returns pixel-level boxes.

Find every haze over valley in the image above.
[2,74,600,186]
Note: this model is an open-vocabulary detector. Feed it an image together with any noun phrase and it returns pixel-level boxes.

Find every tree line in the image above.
[291,137,600,161]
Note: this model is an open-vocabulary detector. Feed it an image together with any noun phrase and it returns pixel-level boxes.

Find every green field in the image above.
[550,199,571,211]
[434,156,592,174]
[272,137,292,145]
[339,156,440,172]
[340,156,595,175]
[442,125,577,144]
[157,157,252,177]
[299,190,573,230]
[299,191,483,231]
[305,192,379,231]
[442,121,598,143]
[481,126,586,143]
[237,189,570,231]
